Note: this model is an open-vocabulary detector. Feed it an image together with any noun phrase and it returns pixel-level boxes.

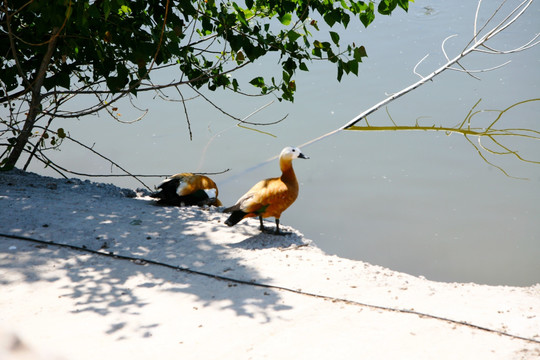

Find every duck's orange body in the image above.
[224,147,308,234]
[152,173,221,207]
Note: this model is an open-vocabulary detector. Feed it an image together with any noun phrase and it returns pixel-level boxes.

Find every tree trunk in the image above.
[3,93,42,170]
[2,28,60,170]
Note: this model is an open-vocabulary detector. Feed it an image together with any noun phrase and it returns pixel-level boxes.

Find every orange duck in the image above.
[152,173,222,207]
[224,146,309,234]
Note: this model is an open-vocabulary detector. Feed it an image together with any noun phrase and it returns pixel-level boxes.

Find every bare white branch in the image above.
[298,0,539,149]
[441,34,458,62]
[413,53,430,79]
[475,0,532,44]
[241,101,276,122]
[477,33,540,54]
[472,0,506,45]
[446,60,512,74]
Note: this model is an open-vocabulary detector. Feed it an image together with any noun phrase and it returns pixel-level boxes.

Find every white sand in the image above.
[1,169,539,359]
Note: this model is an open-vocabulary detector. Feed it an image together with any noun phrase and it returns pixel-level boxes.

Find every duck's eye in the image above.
[292,149,296,152]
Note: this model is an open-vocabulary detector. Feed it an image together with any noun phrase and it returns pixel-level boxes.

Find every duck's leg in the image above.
[259,216,265,231]
[274,218,280,235]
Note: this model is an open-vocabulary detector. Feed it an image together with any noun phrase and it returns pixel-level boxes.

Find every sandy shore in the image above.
[1,169,539,359]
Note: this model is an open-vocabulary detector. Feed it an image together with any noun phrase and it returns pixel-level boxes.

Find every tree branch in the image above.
[297,0,538,153]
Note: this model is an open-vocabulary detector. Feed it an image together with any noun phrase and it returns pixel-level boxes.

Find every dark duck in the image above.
[152,173,221,207]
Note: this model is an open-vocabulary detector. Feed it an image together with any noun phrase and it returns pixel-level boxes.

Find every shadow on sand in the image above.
[0,170,310,338]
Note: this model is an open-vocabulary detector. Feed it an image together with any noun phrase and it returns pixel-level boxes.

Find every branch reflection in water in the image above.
[346,98,540,179]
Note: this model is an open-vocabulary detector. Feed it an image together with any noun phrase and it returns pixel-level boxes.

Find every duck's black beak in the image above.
[298,152,309,159]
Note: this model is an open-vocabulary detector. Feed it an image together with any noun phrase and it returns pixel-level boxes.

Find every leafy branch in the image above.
[2,0,410,171]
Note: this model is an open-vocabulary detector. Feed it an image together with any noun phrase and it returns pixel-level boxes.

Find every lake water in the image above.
[23,1,539,286]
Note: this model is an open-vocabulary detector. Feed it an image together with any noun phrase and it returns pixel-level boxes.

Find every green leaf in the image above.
[103,0,111,20]
[398,0,410,11]
[243,41,265,61]
[337,61,344,82]
[249,77,265,88]
[343,13,351,28]
[57,128,66,139]
[57,72,71,90]
[287,30,301,42]
[232,3,249,27]
[278,13,292,25]
[228,34,243,52]
[43,71,71,91]
[360,3,375,27]
[282,57,296,75]
[106,75,128,93]
[348,60,359,76]
[329,31,340,45]
[118,5,131,16]
[128,80,139,95]
[353,46,367,61]
[378,0,397,15]
[323,10,338,27]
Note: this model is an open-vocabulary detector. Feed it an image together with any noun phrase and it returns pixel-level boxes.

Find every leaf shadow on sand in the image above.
[0,170,309,339]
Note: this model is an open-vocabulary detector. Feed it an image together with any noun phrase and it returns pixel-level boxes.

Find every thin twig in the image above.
[413,54,430,79]
[175,86,193,140]
[32,127,153,191]
[188,84,288,126]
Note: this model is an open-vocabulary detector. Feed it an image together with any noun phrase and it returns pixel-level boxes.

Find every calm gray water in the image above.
[24,1,539,286]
